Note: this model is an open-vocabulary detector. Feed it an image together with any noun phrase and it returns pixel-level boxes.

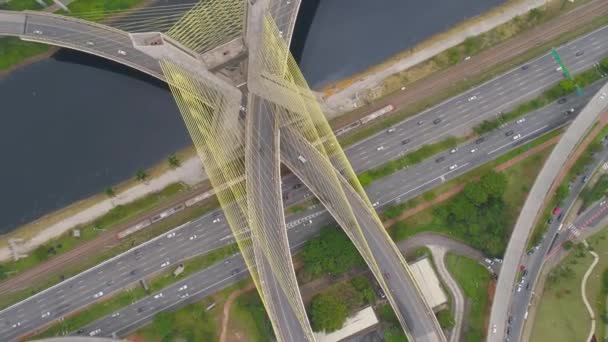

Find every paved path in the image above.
[581,240,599,342]
[0,156,206,261]
[429,245,464,342]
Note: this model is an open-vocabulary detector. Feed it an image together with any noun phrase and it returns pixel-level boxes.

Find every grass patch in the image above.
[375,304,409,342]
[0,37,49,71]
[0,183,187,280]
[137,304,218,342]
[446,254,492,342]
[67,0,147,21]
[230,290,274,342]
[530,241,594,341]
[581,174,608,209]
[358,136,462,186]
[0,0,42,10]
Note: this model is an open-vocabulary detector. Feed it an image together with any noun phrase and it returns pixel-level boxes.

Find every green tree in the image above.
[558,79,576,95]
[310,292,348,332]
[168,154,181,168]
[300,226,364,278]
[104,187,115,198]
[480,171,508,198]
[350,276,375,304]
[33,245,49,262]
[135,169,148,182]
[463,181,489,206]
[449,195,477,222]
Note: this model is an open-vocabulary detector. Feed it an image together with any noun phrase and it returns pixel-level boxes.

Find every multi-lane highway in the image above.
[1,20,608,342]
[0,78,602,340]
[505,144,608,342]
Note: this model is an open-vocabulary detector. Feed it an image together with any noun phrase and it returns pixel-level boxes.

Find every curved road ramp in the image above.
[488,81,608,342]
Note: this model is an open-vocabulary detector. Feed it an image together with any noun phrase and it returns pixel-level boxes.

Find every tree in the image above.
[350,276,375,304]
[168,154,181,168]
[558,79,576,95]
[600,57,608,73]
[480,171,507,198]
[135,169,148,182]
[449,195,477,222]
[310,292,348,332]
[463,181,488,206]
[33,245,49,262]
[104,187,115,198]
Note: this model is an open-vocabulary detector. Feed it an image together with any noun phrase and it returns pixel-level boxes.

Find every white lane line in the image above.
[488,125,548,154]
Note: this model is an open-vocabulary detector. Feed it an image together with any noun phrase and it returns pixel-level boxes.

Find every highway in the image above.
[505,144,608,342]
[488,80,608,342]
[0,79,600,340]
[0,18,606,342]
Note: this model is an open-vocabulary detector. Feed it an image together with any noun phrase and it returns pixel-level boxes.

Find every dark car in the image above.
[435,156,445,163]
[548,217,554,224]
[521,65,529,70]
[475,137,485,144]
[582,176,589,183]
[558,98,567,104]
[557,213,564,221]
[576,50,584,56]
[433,118,442,125]
[293,183,302,189]
[417,120,424,125]
[508,316,513,324]
[402,138,411,145]
[505,130,514,137]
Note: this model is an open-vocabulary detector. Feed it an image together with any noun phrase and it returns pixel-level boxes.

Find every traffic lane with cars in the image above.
[503,135,608,341]
[346,25,608,172]
[1,80,600,340]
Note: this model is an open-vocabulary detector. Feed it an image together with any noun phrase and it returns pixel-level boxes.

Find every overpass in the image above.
[487,81,608,342]
[0,2,446,341]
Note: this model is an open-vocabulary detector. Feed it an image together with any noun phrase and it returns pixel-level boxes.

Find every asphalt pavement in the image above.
[505,144,608,342]
[0,18,608,342]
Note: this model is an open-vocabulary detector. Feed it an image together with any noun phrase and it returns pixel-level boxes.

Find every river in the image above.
[0,0,506,233]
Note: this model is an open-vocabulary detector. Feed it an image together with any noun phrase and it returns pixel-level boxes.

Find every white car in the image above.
[111,312,120,318]
[154,293,164,299]
[372,201,380,207]
[180,293,190,299]
[33,30,43,35]
[41,311,50,319]
[492,324,497,333]
[450,148,458,154]
[189,234,197,240]
[600,200,607,206]
[387,128,396,133]
[484,258,493,264]
[166,232,176,238]
[517,284,522,293]
[513,134,521,140]
[376,146,385,151]
[449,164,458,171]
[516,118,526,124]
[161,261,170,268]
[178,285,188,291]
[470,148,477,153]
[117,49,127,56]
[468,95,477,102]
[12,322,21,328]
[86,41,94,46]
[89,329,101,336]
[93,291,104,299]
[212,217,221,223]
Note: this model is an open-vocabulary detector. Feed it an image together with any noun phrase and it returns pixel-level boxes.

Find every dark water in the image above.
[0,0,506,233]
[296,0,505,88]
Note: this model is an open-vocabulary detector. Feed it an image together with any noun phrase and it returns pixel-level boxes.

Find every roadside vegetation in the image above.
[309,276,375,332]
[358,137,462,186]
[376,303,409,342]
[229,289,274,342]
[473,57,608,135]
[581,174,608,209]
[0,183,186,280]
[0,194,219,311]
[445,254,492,342]
[335,2,608,147]
[31,243,238,338]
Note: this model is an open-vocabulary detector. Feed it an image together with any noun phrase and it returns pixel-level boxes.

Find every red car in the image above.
[553,207,561,215]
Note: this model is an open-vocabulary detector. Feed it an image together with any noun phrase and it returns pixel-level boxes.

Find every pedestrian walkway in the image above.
[429,245,464,342]
[581,240,599,342]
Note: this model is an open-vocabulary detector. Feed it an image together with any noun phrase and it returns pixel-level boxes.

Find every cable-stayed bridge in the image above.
[0,1,445,341]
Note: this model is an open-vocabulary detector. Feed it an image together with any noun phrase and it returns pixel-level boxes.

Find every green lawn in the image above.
[136,303,218,342]
[230,290,274,342]
[0,37,49,70]
[445,254,492,342]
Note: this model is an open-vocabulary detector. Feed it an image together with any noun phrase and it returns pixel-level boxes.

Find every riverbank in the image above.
[0,145,204,261]
[320,0,582,115]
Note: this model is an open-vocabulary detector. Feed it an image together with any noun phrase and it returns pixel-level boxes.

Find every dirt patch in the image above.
[220,283,256,342]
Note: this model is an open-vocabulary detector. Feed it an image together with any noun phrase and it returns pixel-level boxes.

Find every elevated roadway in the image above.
[487,81,608,342]
[0,77,601,340]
